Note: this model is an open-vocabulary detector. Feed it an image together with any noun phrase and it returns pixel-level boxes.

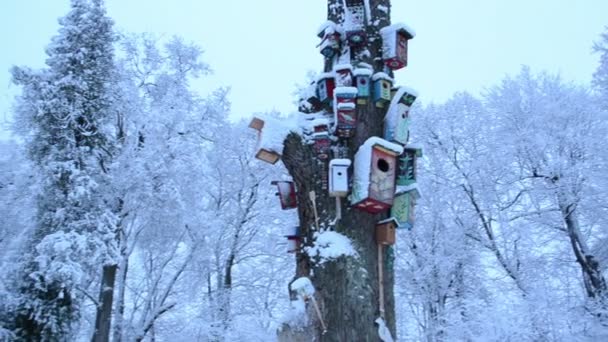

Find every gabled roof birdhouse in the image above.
[317,73,336,106]
[376,217,399,245]
[318,21,342,58]
[397,146,422,186]
[380,23,416,70]
[391,186,420,229]
[353,68,372,104]
[372,73,393,108]
[329,158,351,197]
[272,181,297,210]
[351,137,404,213]
[384,86,418,145]
[333,87,358,138]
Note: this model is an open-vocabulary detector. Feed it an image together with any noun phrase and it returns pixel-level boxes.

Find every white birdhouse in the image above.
[329,158,351,197]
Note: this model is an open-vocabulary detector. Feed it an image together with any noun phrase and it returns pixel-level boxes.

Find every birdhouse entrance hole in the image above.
[377,158,390,172]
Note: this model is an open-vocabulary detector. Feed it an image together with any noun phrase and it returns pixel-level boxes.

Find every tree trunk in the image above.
[279,1,397,341]
[91,264,117,342]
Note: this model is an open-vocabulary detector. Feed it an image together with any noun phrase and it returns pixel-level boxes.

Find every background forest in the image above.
[1,0,608,341]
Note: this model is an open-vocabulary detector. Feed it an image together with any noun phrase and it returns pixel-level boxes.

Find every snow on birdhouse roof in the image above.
[384,86,419,128]
[377,217,399,226]
[371,72,394,82]
[405,143,423,151]
[333,63,353,72]
[291,277,315,297]
[352,137,403,203]
[395,183,419,196]
[353,68,373,77]
[329,158,352,167]
[334,86,358,96]
[336,102,356,110]
[363,136,404,155]
[317,20,343,38]
[380,22,416,39]
[316,72,336,82]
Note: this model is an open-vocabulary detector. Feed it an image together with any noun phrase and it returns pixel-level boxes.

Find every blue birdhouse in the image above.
[317,21,342,59]
[353,68,372,104]
[384,87,418,145]
[372,73,393,108]
[391,186,421,229]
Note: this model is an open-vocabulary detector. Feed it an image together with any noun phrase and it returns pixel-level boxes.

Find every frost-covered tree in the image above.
[5,0,117,339]
[593,26,608,107]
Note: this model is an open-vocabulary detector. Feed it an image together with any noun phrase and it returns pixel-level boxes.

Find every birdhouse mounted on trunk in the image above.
[329,158,351,197]
[380,23,416,70]
[334,64,354,87]
[285,226,302,253]
[317,73,336,107]
[344,0,366,47]
[318,21,342,58]
[249,117,281,165]
[272,181,297,210]
[312,123,332,159]
[351,137,404,214]
[299,82,322,113]
[384,87,418,145]
[391,186,420,229]
[372,73,393,108]
[376,217,398,245]
[397,146,422,186]
[333,87,358,138]
[353,68,372,104]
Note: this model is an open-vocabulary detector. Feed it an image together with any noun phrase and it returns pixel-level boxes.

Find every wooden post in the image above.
[378,244,385,319]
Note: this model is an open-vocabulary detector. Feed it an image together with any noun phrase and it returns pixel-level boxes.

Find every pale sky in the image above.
[1,0,607,141]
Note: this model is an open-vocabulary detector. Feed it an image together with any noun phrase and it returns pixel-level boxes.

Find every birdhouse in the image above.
[334,87,358,138]
[329,158,351,197]
[384,87,418,145]
[372,73,393,108]
[317,73,336,106]
[248,117,265,131]
[344,0,366,47]
[249,117,281,165]
[272,181,297,210]
[351,137,404,214]
[318,21,342,58]
[380,23,415,70]
[391,187,420,229]
[397,146,422,186]
[353,68,372,104]
[285,226,302,253]
[375,217,398,245]
[255,149,281,165]
[334,64,353,87]
[299,82,322,113]
[312,121,332,159]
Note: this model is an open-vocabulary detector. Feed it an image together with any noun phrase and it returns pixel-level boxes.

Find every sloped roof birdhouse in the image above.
[318,21,343,58]
[334,87,358,138]
[372,73,393,108]
[317,73,336,106]
[397,146,422,186]
[249,117,281,165]
[353,68,372,104]
[376,217,399,245]
[272,181,297,210]
[351,137,404,214]
[380,23,416,70]
[384,87,419,145]
[329,158,351,197]
[344,0,367,47]
[391,185,421,229]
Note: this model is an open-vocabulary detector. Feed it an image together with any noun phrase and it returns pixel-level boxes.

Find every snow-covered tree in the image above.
[5,0,117,339]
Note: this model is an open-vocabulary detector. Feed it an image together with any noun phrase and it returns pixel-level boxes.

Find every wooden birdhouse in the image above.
[317,73,336,106]
[375,217,398,245]
[384,87,418,145]
[272,181,297,210]
[334,64,353,87]
[391,186,420,229]
[329,158,351,197]
[344,0,366,47]
[318,21,342,58]
[372,73,393,108]
[353,68,372,104]
[397,146,422,186]
[285,226,302,253]
[312,121,332,159]
[380,23,415,70]
[249,117,281,165]
[351,137,404,214]
[334,87,358,138]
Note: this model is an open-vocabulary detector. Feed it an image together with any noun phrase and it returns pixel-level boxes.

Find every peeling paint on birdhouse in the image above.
[317,73,336,106]
[329,158,351,197]
[372,73,393,108]
[384,87,418,145]
[391,186,421,229]
[353,68,372,104]
[272,181,297,210]
[318,21,342,58]
[376,217,398,245]
[380,23,415,70]
[351,137,404,213]
[333,87,358,138]
[334,64,354,87]
[397,146,422,186]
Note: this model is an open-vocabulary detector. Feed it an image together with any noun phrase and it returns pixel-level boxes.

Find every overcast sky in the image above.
[1,0,607,141]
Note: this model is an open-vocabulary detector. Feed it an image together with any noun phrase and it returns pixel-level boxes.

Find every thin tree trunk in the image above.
[91,264,117,342]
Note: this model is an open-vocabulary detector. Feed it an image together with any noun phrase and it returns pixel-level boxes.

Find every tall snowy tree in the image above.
[6,0,117,339]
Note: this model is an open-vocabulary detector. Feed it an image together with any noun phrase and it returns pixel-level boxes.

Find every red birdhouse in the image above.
[375,217,398,245]
[272,181,297,210]
[285,226,303,253]
[312,122,332,159]
[334,87,358,138]
[317,73,336,106]
[334,64,353,87]
[351,137,404,213]
[380,23,415,70]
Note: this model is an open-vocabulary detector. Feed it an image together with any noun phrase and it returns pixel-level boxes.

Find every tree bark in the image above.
[91,264,117,342]
[279,1,396,340]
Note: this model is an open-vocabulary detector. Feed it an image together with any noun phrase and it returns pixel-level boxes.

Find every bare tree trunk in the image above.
[279,1,396,340]
[91,264,117,342]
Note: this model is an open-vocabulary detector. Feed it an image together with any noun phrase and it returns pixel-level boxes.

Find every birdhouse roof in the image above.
[377,217,399,226]
[330,158,352,168]
[353,68,373,77]
[385,86,419,127]
[395,183,421,198]
[365,136,404,155]
[317,20,343,38]
[316,72,336,82]
[333,63,354,72]
[334,86,358,96]
[380,22,416,39]
[371,72,394,82]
